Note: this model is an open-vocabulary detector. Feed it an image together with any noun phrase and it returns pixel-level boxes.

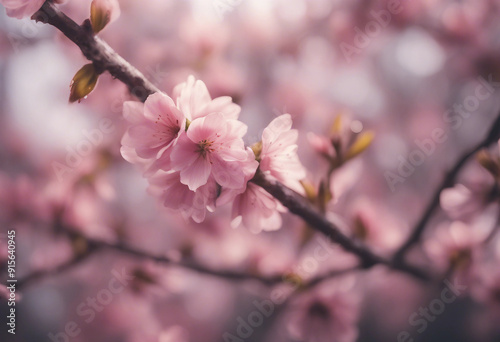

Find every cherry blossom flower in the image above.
[440,164,496,222]
[259,114,306,193]
[0,0,46,19]
[216,147,284,233]
[170,112,253,191]
[121,93,184,174]
[308,131,336,160]
[120,76,262,223]
[440,184,489,220]
[425,209,496,273]
[119,77,305,226]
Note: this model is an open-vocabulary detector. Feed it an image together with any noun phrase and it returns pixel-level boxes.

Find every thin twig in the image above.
[17,248,98,289]
[393,112,500,262]
[87,236,284,285]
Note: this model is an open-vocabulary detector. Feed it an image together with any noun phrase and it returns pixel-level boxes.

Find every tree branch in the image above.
[251,173,430,280]
[16,226,288,289]
[84,234,284,285]
[33,2,160,102]
[32,1,431,282]
[17,228,365,291]
[17,247,98,289]
[393,111,500,262]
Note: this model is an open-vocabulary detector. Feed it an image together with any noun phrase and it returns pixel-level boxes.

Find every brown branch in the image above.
[33,2,160,102]
[31,1,431,282]
[393,111,500,263]
[85,235,284,285]
[251,173,431,280]
[18,227,351,289]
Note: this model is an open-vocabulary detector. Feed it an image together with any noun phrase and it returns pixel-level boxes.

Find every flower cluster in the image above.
[121,76,305,231]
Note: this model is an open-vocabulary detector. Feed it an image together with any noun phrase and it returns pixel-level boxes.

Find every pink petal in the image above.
[170,134,200,170]
[262,114,293,145]
[211,156,246,189]
[197,96,241,120]
[179,155,211,191]
[144,93,181,126]
[186,113,226,143]
[174,75,212,120]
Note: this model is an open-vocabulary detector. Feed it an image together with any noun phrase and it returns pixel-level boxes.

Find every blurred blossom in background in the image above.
[1,0,500,342]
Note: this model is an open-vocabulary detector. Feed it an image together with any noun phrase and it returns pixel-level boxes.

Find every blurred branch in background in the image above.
[16,224,358,291]
[394,111,500,262]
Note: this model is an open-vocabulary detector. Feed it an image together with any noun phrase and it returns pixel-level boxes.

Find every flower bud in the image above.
[90,0,120,34]
[69,64,99,103]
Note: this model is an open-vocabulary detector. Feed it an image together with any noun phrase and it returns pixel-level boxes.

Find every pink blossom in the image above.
[170,112,252,191]
[120,77,256,223]
[0,0,45,19]
[308,132,336,159]
[215,148,283,233]
[425,209,496,273]
[260,114,306,193]
[121,93,184,174]
[440,184,481,219]
[218,182,285,233]
[440,181,495,222]
[172,75,240,121]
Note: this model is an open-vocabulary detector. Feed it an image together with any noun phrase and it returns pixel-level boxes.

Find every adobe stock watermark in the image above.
[213,0,243,20]
[222,235,339,342]
[385,75,500,192]
[51,118,115,182]
[340,0,404,63]
[397,278,467,342]
[48,268,134,342]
